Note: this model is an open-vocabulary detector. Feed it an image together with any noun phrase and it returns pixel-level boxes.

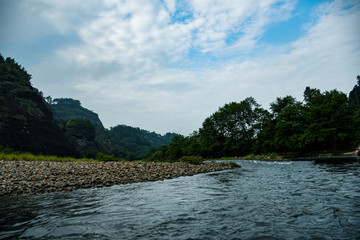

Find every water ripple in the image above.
[1,161,360,239]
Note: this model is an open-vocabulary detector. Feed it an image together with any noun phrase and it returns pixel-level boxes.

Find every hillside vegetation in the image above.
[0,55,77,156]
[0,55,176,160]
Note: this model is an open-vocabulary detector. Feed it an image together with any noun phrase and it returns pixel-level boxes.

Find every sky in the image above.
[1,0,359,135]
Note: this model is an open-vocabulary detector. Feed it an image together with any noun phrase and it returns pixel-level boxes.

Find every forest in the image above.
[146,78,360,161]
[1,54,359,161]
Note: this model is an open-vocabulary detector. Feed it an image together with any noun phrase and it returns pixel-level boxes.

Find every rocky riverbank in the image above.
[0,160,236,197]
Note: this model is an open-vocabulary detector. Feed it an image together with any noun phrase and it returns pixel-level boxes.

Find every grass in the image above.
[0,152,97,162]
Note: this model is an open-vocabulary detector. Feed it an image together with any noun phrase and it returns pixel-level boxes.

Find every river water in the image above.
[1,160,360,240]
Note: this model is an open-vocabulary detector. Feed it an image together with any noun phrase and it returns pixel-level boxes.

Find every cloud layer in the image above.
[3,0,359,135]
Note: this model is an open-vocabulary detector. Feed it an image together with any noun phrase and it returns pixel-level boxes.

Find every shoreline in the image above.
[230,151,358,161]
[0,160,236,198]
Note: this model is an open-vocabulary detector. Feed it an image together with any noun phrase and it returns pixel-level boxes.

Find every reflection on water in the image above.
[1,160,360,239]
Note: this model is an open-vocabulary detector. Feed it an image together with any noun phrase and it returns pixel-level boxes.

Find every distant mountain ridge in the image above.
[49,97,177,159]
[50,98,103,127]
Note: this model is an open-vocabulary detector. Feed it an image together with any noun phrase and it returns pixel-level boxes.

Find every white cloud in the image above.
[25,0,360,135]
[27,0,104,35]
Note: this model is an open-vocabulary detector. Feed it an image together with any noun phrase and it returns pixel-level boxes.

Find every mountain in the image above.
[108,125,177,160]
[0,55,78,156]
[50,98,103,127]
[0,54,177,159]
[49,97,177,160]
[49,98,111,157]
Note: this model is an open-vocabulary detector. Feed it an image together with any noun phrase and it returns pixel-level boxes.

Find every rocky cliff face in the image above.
[0,55,78,156]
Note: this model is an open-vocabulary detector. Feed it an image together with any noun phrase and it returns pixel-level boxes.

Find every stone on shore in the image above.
[0,160,236,197]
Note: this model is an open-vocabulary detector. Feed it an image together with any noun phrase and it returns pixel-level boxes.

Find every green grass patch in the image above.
[244,153,256,160]
[0,152,97,162]
[95,152,123,162]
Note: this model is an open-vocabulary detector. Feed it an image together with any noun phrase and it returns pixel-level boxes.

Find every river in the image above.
[1,159,360,239]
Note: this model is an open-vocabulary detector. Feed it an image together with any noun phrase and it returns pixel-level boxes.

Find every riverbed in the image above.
[1,159,359,239]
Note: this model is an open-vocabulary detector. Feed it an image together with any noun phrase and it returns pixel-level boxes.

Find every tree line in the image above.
[147,78,360,160]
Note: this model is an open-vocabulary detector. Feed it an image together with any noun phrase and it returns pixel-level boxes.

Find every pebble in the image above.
[0,160,235,197]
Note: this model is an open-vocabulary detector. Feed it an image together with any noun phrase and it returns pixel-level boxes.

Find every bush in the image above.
[179,156,204,165]
[0,151,94,162]
[244,153,255,160]
[95,152,121,162]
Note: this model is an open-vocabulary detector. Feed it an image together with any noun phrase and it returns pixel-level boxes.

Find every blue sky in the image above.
[1,0,359,135]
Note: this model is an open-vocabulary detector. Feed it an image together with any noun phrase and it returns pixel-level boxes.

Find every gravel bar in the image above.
[0,160,234,197]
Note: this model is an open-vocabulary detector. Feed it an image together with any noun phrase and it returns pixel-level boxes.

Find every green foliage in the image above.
[0,145,14,154]
[199,97,268,157]
[95,152,121,162]
[148,150,167,162]
[51,98,103,127]
[179,156,204,165]
[0,55,78,157]
[0,151,95,162]
[65,118,96,141]
[302,88,353,151]
[50,97,176,160]
[244,153,256,160]
[108,124,176,160]
[0,55,31,83]
[349,75,360,108]
[12,114,27,122]
[257,96,305,152]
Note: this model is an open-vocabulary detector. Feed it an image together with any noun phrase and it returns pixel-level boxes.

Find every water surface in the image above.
[1,160,360,239]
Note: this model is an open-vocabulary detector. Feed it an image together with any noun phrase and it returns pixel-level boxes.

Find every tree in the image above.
[272,99,305,152]
[302,88,353,151]
[348,76,360,144]
[199,97,267,157]
[166,134,186,160]
[65,118,96,141]
[349,75,360,108]
[256,96,305,153]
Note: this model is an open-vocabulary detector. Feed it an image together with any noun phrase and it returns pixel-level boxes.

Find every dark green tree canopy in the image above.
[270,96,297,117]
[0,55,31,84]
[302,88,354,151]
[65,118,96,141]
[349,75,360,108]
[199,97,268,157]
[0,55,78,156]
[259,96,305,152]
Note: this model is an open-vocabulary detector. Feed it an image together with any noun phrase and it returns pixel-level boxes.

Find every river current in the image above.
[1,160,360,239]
